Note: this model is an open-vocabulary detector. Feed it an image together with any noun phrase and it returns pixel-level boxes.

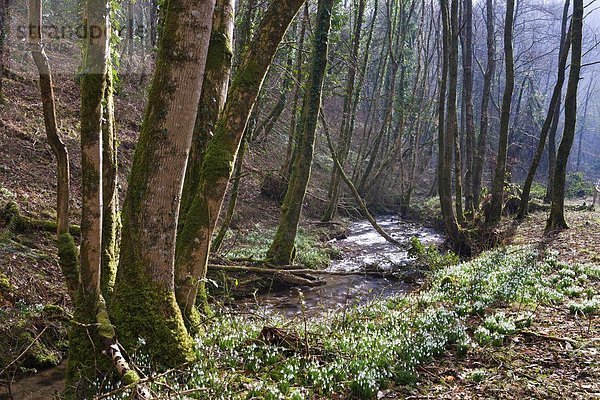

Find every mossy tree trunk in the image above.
[180,0,235,223]
[472,0,495,209]
[486,0,515,225]
[101,64,118,299]
[546,0,582,231]
[282,3,308,180]
[438,0,460,243]
[110,0,216,367]
[461,0,475,218]
[68,0,111,391]
[266,0,334,265]
[174,0,305,330]
[176,0,234,323]
[448,0,464,225]
[517,2,570,219]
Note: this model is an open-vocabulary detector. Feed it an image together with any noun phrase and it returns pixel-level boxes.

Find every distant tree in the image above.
[322,0,366,222]
[438,0,460,243]
[486,0,515,224]
[461,0,475,217]
[546,1,572,203]
[473,0,496,209]
[517,0,571,219]
[547,0,583,230]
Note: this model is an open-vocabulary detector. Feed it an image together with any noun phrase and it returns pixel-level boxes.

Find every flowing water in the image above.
[247,217,445,317]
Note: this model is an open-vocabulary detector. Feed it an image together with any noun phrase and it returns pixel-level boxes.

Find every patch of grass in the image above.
[529,182,547,200]
[224,224,334,269]
[409,236,459,270]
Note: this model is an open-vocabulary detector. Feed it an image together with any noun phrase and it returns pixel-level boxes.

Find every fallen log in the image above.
[208,263,403,280]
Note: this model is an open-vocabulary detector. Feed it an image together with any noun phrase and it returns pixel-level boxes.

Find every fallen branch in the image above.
[519,329,579,347]
[0,326,48,376]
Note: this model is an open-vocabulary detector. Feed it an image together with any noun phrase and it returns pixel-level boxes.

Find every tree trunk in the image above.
[101,65,118,299]
[448,0,463,224]
[545,1,571,204]
[266,0,334,265]
[516,4,571,219]
[486,0,515,224]
[473,0,495,209]
[461,0,475,218]
[282,3,308,178]
[212,132,247,252]
[111,0,216,367]
[575,80,593,172]
[180,0,235,229]
[322,0,365,222]
[438,0,460,243]
[546,0,583,231]
[28,0,77,295]
[174,0,305,329]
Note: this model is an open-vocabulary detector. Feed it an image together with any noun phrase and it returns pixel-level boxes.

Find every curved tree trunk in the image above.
[111,0,216,367]
[266,0,334,265]
[486,0,515,225]
[546,0,583,231]
[174,0,305,328]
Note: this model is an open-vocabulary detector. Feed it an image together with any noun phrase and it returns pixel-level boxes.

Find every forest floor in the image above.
[392,205,600,400]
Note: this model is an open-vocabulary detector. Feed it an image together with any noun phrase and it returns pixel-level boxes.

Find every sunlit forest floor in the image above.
[397,206,600,399]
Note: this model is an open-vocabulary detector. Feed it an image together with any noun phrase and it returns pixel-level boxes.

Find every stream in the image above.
[246,217,445,317]
[1,217,444,399]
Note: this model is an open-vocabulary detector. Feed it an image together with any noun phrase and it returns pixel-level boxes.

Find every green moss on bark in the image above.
[110,252,195,367]
[58,233,79,295]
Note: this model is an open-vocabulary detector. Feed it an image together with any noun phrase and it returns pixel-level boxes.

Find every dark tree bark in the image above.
[473,0,495,209]
[486,0,515,224]
[545,0,571,203]
[547,0,583,231]
[438,0,460,243]
[461,0,475,217]
[516,7,571,219]
[267,0,335,265]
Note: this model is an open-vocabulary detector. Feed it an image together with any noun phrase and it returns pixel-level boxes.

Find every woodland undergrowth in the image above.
[92,245,599,399]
